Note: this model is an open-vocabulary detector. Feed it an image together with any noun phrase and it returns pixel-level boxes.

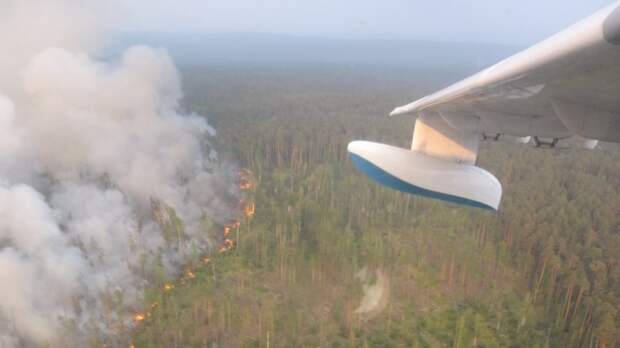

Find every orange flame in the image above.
[244,202,255,218]
[129,169,256,333]
[224,239,235,248]
[219,238,236,253]
[239,169,254,190]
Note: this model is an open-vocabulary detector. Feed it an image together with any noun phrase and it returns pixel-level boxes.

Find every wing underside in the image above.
[349,2,620,210]
[390,1,620,143]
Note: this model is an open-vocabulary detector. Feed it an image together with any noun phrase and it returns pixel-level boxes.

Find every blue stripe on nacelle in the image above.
[349,153,496,211]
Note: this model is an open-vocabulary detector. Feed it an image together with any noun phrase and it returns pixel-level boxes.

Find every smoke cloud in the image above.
[0,1,236,346]
[354,267,390,319]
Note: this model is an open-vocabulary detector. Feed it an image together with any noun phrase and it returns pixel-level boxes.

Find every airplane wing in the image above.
[348,2,620,210]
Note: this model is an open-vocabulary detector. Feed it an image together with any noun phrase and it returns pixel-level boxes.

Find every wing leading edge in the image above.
[349,2,620,210]
[391,1,620,143]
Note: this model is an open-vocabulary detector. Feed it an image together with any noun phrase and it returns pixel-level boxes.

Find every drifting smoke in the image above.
[0,1,236,346]
[354,267,390,319]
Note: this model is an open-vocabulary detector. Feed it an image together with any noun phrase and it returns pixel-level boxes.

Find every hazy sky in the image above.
[112,0,617,44]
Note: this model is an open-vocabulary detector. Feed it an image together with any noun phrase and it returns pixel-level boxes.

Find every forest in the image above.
[128,63,620,347]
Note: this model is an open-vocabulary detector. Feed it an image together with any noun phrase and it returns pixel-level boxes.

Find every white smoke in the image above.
[0,1,236,346]
[355,267,390,319]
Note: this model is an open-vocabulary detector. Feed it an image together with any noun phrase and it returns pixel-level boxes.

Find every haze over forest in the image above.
[109,32,520,68]
[103,30,618,348]
[0,1,618,346]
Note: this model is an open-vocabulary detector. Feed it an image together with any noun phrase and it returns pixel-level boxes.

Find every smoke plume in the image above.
[0,1,236,346]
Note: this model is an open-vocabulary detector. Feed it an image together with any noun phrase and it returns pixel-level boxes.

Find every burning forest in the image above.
[129,169,257,346]
[0,1,240,346]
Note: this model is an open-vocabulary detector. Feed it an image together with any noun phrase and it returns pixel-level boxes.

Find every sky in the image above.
[110,0,617,45]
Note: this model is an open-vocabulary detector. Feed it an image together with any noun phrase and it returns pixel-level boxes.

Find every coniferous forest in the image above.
[130,64,620,348]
